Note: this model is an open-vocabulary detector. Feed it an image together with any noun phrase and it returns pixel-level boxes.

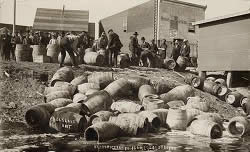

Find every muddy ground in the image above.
[0,60,247,124]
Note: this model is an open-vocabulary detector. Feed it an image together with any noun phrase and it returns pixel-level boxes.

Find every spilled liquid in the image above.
[1,121,250,152]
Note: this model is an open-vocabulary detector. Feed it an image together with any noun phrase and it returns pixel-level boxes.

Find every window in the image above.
[123,16,127,32]
[188,22,195,33]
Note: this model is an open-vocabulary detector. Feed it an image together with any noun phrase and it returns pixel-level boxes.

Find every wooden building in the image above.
[0,23,31,34]
[194,10,250,87]
[99,0,206,56]
[33,8,95,37]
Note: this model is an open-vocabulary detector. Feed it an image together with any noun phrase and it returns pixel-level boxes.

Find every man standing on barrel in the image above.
[107,29,123,67]
[58,31,79,68]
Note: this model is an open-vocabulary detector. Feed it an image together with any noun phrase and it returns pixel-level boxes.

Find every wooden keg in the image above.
[166,108,187,130]
[84,52,105,66]
[47,44,60,63]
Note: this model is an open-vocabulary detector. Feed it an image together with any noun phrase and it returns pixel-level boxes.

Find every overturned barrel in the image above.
[45,91,71,102]
[73,93,87,103]
[89,111,115,125]
[186,96,209,112]
[109,113,149,136]
[138,111,161,132]
[126,76,150,93]
[82,90,113,115]
[111,101,144,113]
[150,109,169,128]
[160,85,195,104]
[166,100,185,108]
[185,74,202,89]
[104,78,132,97]
[84,52,105,66]
[88,72,114,89]
[163,57,176,70]
[176,56,187,71]
[152,79,180,94]
[78,83,100,94]
[85,122,121,142]
[225,91,245,108]
[70,75,88,86]
[142,95,169,110]
[50,67,74,86]
[190,120,223,139]
[227,116,250,137]
[202,80,222,96]
[138,85,156,101]
[166,108,187,131]
[44,85,76,96]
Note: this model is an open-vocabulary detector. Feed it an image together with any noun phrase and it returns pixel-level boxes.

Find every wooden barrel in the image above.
[117,53,130,68]
[109,113,149,136]
[176,56,187,71]
[73,93,87,103]
[195,113,224,128]
[49,109,87,133]
[83,90,113,115]
[215,78,227,86]
[78,83,100,94]
[97,49,108,65]
[25,103,56,128]
[206,77,216,82]
[138,85,156,101]
[166,100,185,108]
[84,52,105,66]
[241,98,250,115]
[225,91,245,107]
[190,120,222,139]
[202,80,222,96]
[142,95,169,110]
[44,85,75,96]
[186,96,209,112]
[104,78,132,97]
[184,74,202,88]
[45,91,71,102]
[185,108,204,126]
[88,72,114,89]
[126,76,150,92]
[49,98,73,108]
[163,57,176,70]
[150,109,169,128]
[47,44,59,63]
[70,75,88,86]
[86,89,99,96]
[89,111,114,125]
[53,82,77,95]
[152,79,180,94]
[166,108,187,130]
[217,86,232,101]
[227,116,250,137]
[15,44,32,62]
[50,67,74,86]
[32,45,46,58]
[160,85,195,104]
[85,48,94,54]
[111,101,144,113]
[138,111,161,132]
[85,122,121,142]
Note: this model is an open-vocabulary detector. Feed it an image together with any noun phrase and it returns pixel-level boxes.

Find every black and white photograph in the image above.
[0,0,249,151]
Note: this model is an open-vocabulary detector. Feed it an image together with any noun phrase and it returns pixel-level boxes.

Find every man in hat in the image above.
[180,39,190,58]
[107,29,123,67]
[98,32,108,50]
[140,37,150,67]
[171,40,181,61]
[58,31,79,68]
[0,28,11,60]
[129,32,140,66]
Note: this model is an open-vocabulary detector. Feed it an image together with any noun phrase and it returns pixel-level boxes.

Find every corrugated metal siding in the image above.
[33,8,89,32]
[198,15,250,71]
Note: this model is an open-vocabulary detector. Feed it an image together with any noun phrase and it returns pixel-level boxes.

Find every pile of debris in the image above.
[24,67,250,142]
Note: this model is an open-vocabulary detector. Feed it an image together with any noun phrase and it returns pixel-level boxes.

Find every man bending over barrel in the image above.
[58,31,79,68]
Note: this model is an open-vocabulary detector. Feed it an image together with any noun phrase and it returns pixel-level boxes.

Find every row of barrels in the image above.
[24,67,250,143]
[185,74,249,113]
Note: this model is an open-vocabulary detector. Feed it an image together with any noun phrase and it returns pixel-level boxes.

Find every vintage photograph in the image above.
[0,0,249,151]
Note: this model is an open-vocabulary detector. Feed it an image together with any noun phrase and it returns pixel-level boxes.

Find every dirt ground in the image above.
[0,60,247,124]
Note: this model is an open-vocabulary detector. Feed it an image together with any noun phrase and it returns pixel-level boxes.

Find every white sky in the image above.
[0,0,249,36]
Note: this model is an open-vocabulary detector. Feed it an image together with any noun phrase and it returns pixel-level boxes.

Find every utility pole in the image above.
[13,0,16,36]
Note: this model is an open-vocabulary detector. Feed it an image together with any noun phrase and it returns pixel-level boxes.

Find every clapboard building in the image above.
[33,8,95,37]
[99,0,206,56]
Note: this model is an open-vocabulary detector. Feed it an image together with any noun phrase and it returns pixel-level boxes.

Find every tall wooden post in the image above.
[13,0,16,36]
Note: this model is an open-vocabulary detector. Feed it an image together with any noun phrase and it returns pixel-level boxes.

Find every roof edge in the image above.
[193,9,250,25]
[161,0,207,9]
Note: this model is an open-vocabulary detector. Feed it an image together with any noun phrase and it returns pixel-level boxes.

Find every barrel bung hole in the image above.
[85,128,98,141]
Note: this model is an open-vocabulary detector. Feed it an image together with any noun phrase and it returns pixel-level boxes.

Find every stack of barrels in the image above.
[24,68,250,143]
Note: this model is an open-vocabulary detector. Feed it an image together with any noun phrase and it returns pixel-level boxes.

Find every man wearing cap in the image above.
[58,31,79,68]
[0,29,11,60]
[129,32,140,66]
[107,29,123,67]
[98,32,108,50]
[171,40,181,61]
